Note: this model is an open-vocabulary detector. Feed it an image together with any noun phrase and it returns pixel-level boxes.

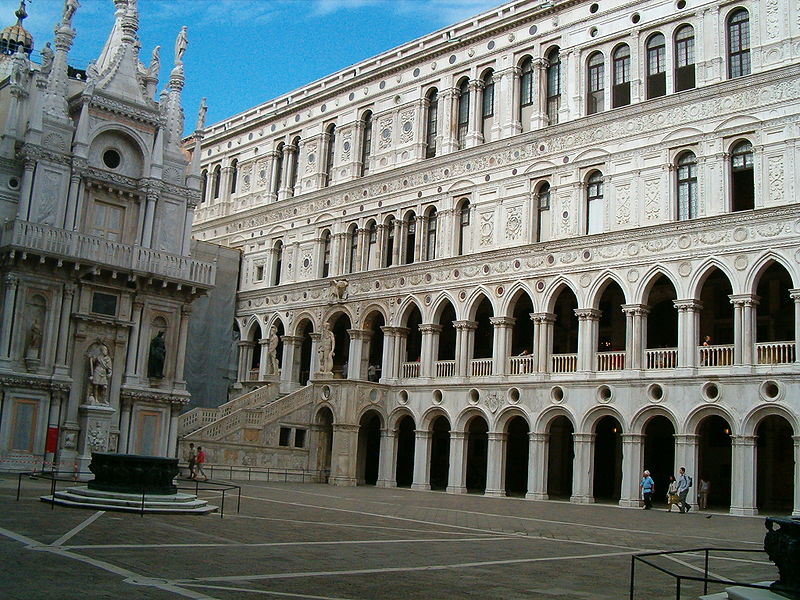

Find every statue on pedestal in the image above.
[174,26,188,66]
[25,319,42,359]
[318,323,335,374]
[267,325,280,376]
[87,344,112,405]
[147,330,166,378]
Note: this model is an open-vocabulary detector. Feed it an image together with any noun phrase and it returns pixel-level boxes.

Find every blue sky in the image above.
[3,0,500,131]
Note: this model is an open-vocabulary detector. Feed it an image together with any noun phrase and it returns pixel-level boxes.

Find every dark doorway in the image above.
[643,416,675,505]
[429,416,451,490]
[404,306,423,363]
[699,269,734,346]
[315,407,334,477]
[552,287,579,354]
[465,416,488,493]
[547,416,574,498]
[358,412,381,485]
[646,275,678,350]
[395,416,415,487]
[505,416,530,496]
[756,415,794,512]
[365,312,385,380]
[597,281,626,354]
[511,292,534,356]
[755,263,795,352]
[331,314,352,378]
[298,320,313,385]
[698,415,732,509]
[437,303,457,361]
[593,416,623,501]
[473,297,494,359]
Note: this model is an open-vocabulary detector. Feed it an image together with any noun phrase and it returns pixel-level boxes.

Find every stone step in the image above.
[41,486,218,514]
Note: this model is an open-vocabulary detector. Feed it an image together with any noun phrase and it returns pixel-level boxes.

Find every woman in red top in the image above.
[195,446,208,481]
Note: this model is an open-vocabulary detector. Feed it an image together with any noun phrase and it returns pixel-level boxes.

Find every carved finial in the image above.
[195,97,207,131]
[62,0,79,27]
[173,25,187,66]
[147,45,160,78]
[14,0,28,25]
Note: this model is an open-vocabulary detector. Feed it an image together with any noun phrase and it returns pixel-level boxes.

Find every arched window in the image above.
[288,136,300,194]
[731,140,754,212]
[273,143,284,196]
[425,89,438,159]
[367,221,377,269]
[272,240,283,286]
[230,159,238,195]
[200,169,208,203]
[404,212,416,265]
[324,124,336,187]
[674,25,695,92]
[457,78,470,150]
[586,171,604,234]
[546,47,561,124]
[212,165,221,199]
[536,182,551,243]
[676,151,698,221]
[457,199,470,255]
[347,224,359,273]
[586,52,605,115]
[727,9,750,78]
[520,57,534,109]
[425,207,437,261]
[612,44,631,108]
[481,69,494,140]
[383,217,395,268]
[321,229,331,278]
[360,111,373,176]
[646,33,667,99]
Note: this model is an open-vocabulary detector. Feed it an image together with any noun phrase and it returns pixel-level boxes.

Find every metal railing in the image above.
[629,547,774,600]
[182,463,329,485]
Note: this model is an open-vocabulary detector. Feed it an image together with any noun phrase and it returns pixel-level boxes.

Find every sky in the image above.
[2,0,501,131]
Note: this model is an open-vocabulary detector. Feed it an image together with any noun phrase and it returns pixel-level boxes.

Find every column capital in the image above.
[529,432,549,443]
[346,328,370,340]
[530,312,556,323]
[333,423,359,433]
[572,432,595,443]
[621,303,651,316]
[414,430,432,440]
[419,323,443,334]
[308,332,322,342]
[621,433,646,443]
[281,334,304,346]
[731,435,757,446]
[451,431,466,440]
[488,432,507,442]
[789,289,800,302]
[489,316,516,328]
[4,274,18,288]
[237,340,256,348]
[673,433,700,444]
[673,299,703,312]
[453,320,478,331]
[574,308,602,321]
[729,293,759,308]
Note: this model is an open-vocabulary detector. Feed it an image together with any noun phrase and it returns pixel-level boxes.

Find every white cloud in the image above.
[308,0,500,25]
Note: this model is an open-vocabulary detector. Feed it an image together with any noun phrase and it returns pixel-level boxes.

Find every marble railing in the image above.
[698,344,734,367]
[470,358,493,377]
[1,219,215,286]
[645,348,678,369]
[435,360,455,377]
[755,341,795,365]
[552,353,578,373]
[596,351,625,371]
[509,355,536,375]
[179,382,280,435]
[401,362,420,378]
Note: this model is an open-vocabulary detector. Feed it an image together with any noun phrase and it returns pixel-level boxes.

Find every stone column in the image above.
[413,215,425,263]
[621,304,649,370]
[793,436,800,517]
[484,432,506,497]
[376,428,397,488]
[729,294,758,365]
[124,300,144,383]
[266,149,280,202]
[498,66,521,137]
[257,338,270,381]
[674,300,702,368]
[466,79,484,148]
[65,172,82,230]
[237,340,253,382]
[330,423,359,486]
[453,320,477,377]
[55,284,76,372]
[674,434,699,509]
[532,312,555,373]
[167,403,179,458]
[0,274,18,360]
[346,329,367,380]
[309,332,321,379]
[117,398,132,454]
[219,166,233,202]
[17,159,35,220]
[619,434,645,507]
[439,87,458,155]
[575,308,601,372]
[447,431,467,494]
[411,430,432,490]
[173,307,191,388]
[490,316,515,376]
[791,290,800,364]
[280,335,302,390]
[392,218,403,266]
[375,224,386,269]
[357,227,369,271]
[181,204,195,255]
[142,190,158,247]
[379,326,396,380]
[532,57,549,129]
[729,435,757,516]
[571,433,595,503]
[526,432,548,500]
[331,232,347,277]
[278,143,296,201]
[419,324,442,378]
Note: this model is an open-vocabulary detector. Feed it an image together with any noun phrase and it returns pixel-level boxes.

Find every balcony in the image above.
[435,360,455,377]
[596,351,625,371]
[470,358,493,377]
[1,219,215,287]
[401,361,420,378]
[645,348,678,369]
[698,344,734,367]
[552,353,577,373]
[509,355,536,375]
[755,341,795,365]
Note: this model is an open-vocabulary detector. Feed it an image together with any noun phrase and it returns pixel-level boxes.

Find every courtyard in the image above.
[0,474,775,599]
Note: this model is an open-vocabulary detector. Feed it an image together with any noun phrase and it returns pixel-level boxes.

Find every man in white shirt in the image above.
[677,466,692,513]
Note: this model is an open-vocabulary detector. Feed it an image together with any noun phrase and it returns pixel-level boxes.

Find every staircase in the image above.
[179,382,281,436]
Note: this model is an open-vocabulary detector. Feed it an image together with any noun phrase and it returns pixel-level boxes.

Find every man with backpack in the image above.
[677,466,692,513]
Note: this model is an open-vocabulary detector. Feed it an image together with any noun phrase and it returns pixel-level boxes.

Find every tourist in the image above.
[186,442,196,479]
[666,475,679,512]
[698,477,711,509]
[677,467,692,513]
[640,470,654,509]
[195,446,208,481]
[367,364,378,382]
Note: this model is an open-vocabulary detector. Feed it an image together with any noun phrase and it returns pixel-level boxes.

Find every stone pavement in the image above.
[0,474,775,599]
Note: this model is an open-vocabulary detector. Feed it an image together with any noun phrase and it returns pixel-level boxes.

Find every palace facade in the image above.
[185,0,800,516]
[0,0,214,471]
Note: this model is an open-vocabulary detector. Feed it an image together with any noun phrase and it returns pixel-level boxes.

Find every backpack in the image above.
[687,476,693,488]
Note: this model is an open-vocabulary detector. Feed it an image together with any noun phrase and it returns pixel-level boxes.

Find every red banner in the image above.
[45,426,59,453]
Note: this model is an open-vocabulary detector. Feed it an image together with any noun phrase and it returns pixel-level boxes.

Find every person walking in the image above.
[640,470,655,509]
[698,477,711,509]
[666,475,679,512]
[677,466,692,513]
[185,442,196,479]
[195,446,208,481]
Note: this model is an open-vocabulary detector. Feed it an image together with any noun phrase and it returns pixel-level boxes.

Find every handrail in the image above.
[181,462,329,485]
[629,547,775,600]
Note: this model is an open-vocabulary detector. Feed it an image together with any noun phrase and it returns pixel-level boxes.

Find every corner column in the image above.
[674,300,702,368]
[526,432,548,500]
[570,433,595,504]
[729,435,758,516]
[124,300,144,383]
[446,431,467,494]
[532,312,555,373]
[484,432,506,497]
[575,308,601,372]
[411,429,432,491]
[376,428,397,488]
[280,335,302,390]
[490,316,515,376]
[419,324,442,378]
[619,433,645,508]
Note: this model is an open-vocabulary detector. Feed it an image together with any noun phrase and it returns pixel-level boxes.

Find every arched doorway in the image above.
[248,321,263,381]
[756,415,794,512]
[643,416,675,504]
[755,263,795,364]
[593,416,622,502]
[357,411,382,485]
[547,416,574,498]
[395,416,415,487]
[297,320,313,385]
[465,416,488,493]
[269,320,285,377]
[429,416,451,490]
[402,304,423,377]
[315,407,334,479]
[504,416,529,496]
[330,313,352,378]
[698,415,732,509]
[363,311,385,381]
